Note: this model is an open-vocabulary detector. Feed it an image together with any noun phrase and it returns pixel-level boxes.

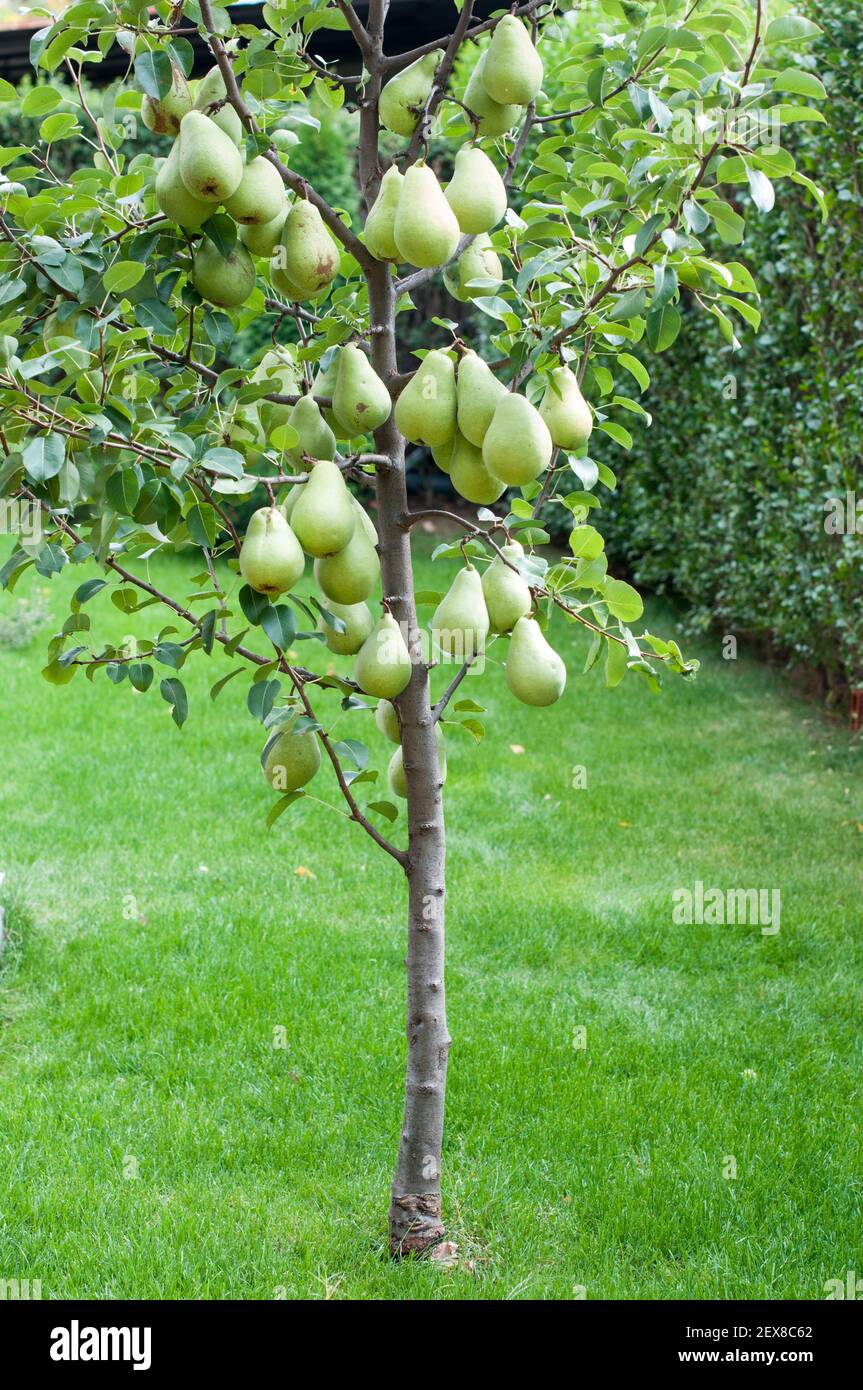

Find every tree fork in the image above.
[361,4,451,1255]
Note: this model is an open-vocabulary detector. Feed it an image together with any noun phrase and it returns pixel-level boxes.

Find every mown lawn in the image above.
[0,537,861,1300]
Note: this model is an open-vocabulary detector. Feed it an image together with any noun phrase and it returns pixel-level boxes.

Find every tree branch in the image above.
[402,0,476,166]
[432,657,477,721]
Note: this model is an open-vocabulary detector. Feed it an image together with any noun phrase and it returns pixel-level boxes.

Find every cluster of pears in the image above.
[377,17,543,142]
[149,65,339,309]
[394,349,593,506]
[364,144,506,272]
[431,550,566,707]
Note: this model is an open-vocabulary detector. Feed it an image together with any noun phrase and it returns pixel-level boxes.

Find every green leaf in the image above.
[682,198,710,234]
[160,677,188,728]
[134,50,174,100]
[42,657,77,685]
[765,15,821,45]
[605,640,627,688]
[618,353,649,391]
[239,585,272,626]
[368,800,398,824]
[608,287,648,322]
[746,167,774,213]
[22,85,61,116]
[104,260,147,295]
[261,604,297,650]
[772,68,826,101]
[201,214,237,259]
[210,669,242,701]
[201,448,245,480]
[74,578,107,605]
[248,678,280,723]
[105,468,140,515]
[186,500,218,549]
[645,303,681,352]
[603,578,644,622]
[22,433,65,483]
[267,790,305,828]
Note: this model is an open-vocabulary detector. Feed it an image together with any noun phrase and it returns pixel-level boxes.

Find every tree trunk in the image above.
[361,0,450,1257]
[366,259,451,1255]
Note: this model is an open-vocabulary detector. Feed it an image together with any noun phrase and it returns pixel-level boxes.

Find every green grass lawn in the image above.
[1,537,861,1300]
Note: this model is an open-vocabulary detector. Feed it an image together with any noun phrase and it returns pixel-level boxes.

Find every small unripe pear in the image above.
[379,50,443,137]
[482,541,532,633]
[239,507,305,597]
[178,110,243,203]
[462,50,519,137]
[449,432,506,505]
[375,699,401,744]
[395,349,457,447]
[279,199,340,298]
[354,613,413,699]
[506,616,566,707]
[388,725,447,799]
[431,565,489,661]
[318,600,374,656]
[483,393,552,486]
[483,15,544,106]
[192,240,256,308]
[333,345,392,436]
[445,146,507,235]
[364,166,405,262]
[262,714,321,792]
[538,365,593,451]
[314,521,380,604]
[224,156,285,225]
[443,233,503,303]
[394,163,461,270]
[292,460,355,558]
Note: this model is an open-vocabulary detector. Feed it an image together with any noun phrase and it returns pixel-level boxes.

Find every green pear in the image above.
[268,262,315,302]
[194,66,228,111]
[271,128,299,154]
[193,69,244,144]
[155,136,212,229]
[312,354,341,432]
[483,15,544,106]
[240,201,288,256]
[506,616,566,706]
[538,365,593,451]
[192,240,256,307]
[142,63,191,135]
[483,392,552,486]
[443,233,503,302]
[178,110,243,203]
[364,166,404,262]
[314,520,380,604]
[379,50,443,137]
[388,726,447,799]
[333,345,392,436]
[239,506,304,596]
[291,459,355,558]
[255,348,302,436]
[482,540,532,633]
[318,600,374,656]
[224,156,284,226]
[262,714,321,792]
[354,613,413,699]
[279,199,339,298]
[456,350,507,447]
[394,163,461,270]
[375,699,401,744]
[462,50,519,137]
[449,431,506,505]
[395,349,457,447]
[445,145,507,235]
[431,564,489,660]
[431,438,453,473]
[352,495,378,545]
[284,395,336,462]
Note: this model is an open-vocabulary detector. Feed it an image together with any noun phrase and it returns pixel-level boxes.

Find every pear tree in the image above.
[0,0,827,1254]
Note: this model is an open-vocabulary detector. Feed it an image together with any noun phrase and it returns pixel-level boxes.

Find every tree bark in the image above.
[362,2,451,1256]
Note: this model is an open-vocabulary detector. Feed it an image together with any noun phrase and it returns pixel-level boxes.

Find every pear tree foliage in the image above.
[0,0,827,839]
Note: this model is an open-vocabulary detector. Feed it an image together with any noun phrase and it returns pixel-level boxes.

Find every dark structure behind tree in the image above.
[0,2,501,85]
